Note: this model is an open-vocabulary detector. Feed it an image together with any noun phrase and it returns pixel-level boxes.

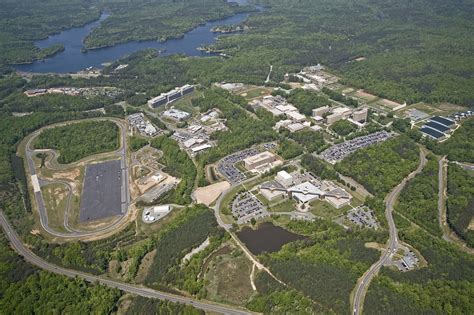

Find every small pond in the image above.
[237,222,306,255]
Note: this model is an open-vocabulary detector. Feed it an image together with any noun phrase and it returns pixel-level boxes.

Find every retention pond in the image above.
[237,222,307,255]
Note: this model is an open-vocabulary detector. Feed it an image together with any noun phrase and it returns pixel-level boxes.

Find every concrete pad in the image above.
[195,181,230,206]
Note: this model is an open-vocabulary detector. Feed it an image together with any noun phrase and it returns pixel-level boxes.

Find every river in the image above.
[14,0,255,73]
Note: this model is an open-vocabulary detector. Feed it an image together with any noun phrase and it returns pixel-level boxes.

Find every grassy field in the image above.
[41,183,69,232]
[310,200,350,219]
[239,87,272,100]
[269,198,296,213]
[167,91,202,115]
[204,246,254,306]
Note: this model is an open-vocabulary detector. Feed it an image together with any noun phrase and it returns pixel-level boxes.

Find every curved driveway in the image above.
[0,209,250,315]
[24,118,130,238]
[352,149,427,315]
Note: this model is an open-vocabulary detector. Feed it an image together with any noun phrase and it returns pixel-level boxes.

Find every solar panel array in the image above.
[420,127,445,139]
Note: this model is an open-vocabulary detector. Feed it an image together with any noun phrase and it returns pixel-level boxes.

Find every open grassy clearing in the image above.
[204,246,254,306]
[170,91,202,115]
[42,183,69,232]
[310,200,350,219]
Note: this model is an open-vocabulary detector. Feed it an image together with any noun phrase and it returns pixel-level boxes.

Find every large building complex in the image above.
[148,84,195,108]
[243,151,281,173]
[259,170,352,210]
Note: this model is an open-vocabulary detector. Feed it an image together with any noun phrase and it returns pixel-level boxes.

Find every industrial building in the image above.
[286,111,306,122]
[143,205,172,223]
[420,116,456,140]
[259,171,352,210]
[147,84,195,108]
[289,182,323,204]
[127,113,161,137]
[287,122,306,133]
[430,116,455,127]
[162,108,191,121]
[407,109,429,122]
[326,107,352,125]
[243,151,281,172]
[276,170,294,187]
[351,108,368,123]
[312,106,330,117]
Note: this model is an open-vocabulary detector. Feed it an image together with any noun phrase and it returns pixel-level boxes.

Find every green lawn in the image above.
[310,200,350,218]
[269,198,296,213]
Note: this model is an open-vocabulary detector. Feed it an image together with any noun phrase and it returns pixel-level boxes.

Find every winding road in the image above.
[0,209,251,315]
[24,118,131,238]
[352,149,427,315]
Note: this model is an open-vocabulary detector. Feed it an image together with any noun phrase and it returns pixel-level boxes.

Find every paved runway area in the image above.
[80,160,122,222]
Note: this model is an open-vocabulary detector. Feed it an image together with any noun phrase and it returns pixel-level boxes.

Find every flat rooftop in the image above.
[79,160,122,222]
[244,151,276,165]
[430,116,455,127]
[420,127,444,139]
[425,121,450,133]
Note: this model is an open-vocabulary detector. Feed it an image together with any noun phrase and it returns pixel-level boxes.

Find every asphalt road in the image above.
[352,149,427,315]
[24,118,130,238]
[0,209,251,315]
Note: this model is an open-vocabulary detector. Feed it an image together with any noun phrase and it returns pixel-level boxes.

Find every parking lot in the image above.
[79,160,123,222]
[232,192,269,224]
[347,206,378,229]
[321,131,393,163]
[217,149,259,184]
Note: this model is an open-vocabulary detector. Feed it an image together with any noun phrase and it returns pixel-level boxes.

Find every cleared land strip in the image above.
[0,209,252,315]
[438,157,474,254]
[352,149,427,315]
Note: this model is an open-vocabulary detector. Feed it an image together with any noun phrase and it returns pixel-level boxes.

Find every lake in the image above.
[237,222,307,255]
[14,0,256,73]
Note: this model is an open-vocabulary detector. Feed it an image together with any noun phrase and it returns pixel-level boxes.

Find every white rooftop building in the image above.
[163,108,190,121]
[276,171,293,187]
[289,182,323,204]
[287,122,305,133]
[286,111,306,122]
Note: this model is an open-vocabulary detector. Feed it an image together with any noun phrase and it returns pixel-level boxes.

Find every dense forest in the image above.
[144,205,218,289]
[213,0,474,105]
[446,164,474,247]
[150,135,196,204]
[0,231,122,313]
[395,154,441,237]
[125,296,203,315]
[260,219,385,314]
[336,136,420,197]
[277,139,304,160]
[285,88,329,116]
[281,129,328,154]
[300,154,337,180]
[365,224,474,313]
[431,118,474,163]
[34,120,119,164]
[1,0,473,108]
[330,119,358,137]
